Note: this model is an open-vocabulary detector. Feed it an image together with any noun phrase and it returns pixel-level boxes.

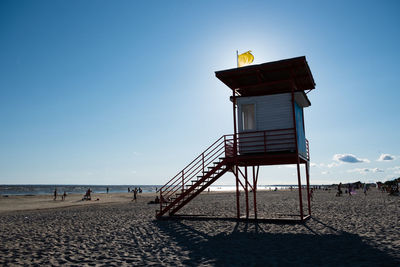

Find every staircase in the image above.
[156,135,234,218]
[155,128,306,218]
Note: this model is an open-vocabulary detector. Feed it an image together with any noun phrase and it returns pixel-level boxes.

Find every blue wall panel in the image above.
[295,102,307,158]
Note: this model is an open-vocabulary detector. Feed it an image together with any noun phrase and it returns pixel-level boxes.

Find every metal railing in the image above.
[158,135,234,209]
[235,128,296,154]
[157,128,309,217]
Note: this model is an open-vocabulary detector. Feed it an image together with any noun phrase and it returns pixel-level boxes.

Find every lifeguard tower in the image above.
[156,56,316,222]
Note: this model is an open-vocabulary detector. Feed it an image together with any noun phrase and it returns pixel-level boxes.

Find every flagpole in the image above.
[236,50,239,68]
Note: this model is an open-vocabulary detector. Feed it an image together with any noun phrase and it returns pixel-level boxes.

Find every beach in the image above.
[0,189,399,266]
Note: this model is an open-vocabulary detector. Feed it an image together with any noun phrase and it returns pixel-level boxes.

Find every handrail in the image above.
[161,149,225,201]
[158,135,225,193]
[158,135,228,203]
[169,145,225,192]
[157,128,308,217]
[165,149,223,197]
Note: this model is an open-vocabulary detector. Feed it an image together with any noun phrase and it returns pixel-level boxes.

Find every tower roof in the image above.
[215,56,316,96]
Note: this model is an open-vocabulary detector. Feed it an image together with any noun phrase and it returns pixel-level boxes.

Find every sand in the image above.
[0,192,149,213]
[0,189,399,266]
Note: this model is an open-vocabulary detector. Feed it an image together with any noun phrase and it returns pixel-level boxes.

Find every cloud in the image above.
[388,166,400,174]
[333,154,370,163]
[318,162,340,168]
[388,166,400,170]
[377,154,395,161]
[327,162,340,168]
[348,168,369,173]
[348,168,384,174]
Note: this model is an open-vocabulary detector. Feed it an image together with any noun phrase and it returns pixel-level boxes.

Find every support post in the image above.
[253,166,258,219]
[159,189,162,215]
[296,161,304,220]
[291,83,304,221]
[182,170,184,192]
[235,165,240,219]
[306,162,311,215]
[232,89,237,157]
[245,166,249,219]
[223,135,226,157]
[202,153,205,174]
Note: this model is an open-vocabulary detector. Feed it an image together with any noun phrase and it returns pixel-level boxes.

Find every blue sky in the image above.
[1,0,399,185]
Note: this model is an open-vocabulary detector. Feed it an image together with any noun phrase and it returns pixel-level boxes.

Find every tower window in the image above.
[242,104,255,131]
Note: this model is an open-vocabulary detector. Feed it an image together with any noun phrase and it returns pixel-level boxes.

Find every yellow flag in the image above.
[237,50,254,67]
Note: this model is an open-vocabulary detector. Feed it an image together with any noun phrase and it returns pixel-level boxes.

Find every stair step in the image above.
[194,178,212,182]
[192,179,210,183]
[160,187,208,210]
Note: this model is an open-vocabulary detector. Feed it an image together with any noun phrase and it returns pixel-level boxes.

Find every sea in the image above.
[0,184,309,196]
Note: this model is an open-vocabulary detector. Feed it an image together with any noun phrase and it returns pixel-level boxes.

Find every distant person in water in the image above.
[128,187,130,193]
[53,188,57,200]
[106,187,109,194]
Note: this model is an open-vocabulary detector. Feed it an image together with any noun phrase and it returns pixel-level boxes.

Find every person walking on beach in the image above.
[132,188,138,202]
[53,188,57,200]
[337,183,343,196]
[106,187,109,194]
[62,191,67,201]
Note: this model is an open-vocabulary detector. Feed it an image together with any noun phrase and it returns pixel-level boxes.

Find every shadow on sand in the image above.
[154,217,399,266]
